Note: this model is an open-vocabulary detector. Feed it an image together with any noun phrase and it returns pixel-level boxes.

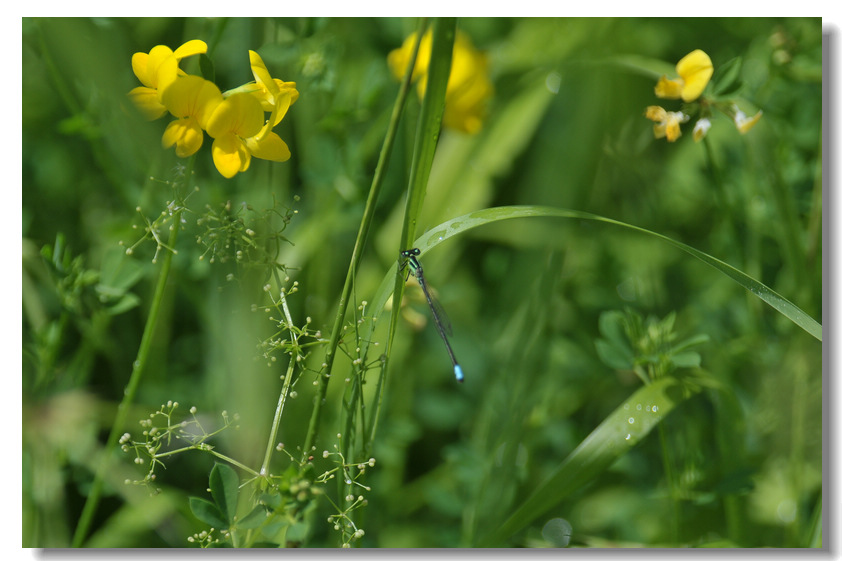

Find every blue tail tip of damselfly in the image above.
[454,364,464,383]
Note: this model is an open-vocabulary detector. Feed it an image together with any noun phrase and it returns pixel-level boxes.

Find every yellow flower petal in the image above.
[675,49,713,102]
[131,52,153,88]
[206,93,264,140]
[277,80,299,106]
[387,31,432,82]
[173,39,207,60]
[644,106,688,142]
[443,37,492,133]
[246,131,291,162]
[389,29,492,134]
[664,114,684,141]
[249,50,280,99]
[212,134,251,178]
[734,107,762,134]
[162,117,204,157]
[127,86,167,120]
[160,75,223,128]
[654,76,683,100]
[645,105,667,122]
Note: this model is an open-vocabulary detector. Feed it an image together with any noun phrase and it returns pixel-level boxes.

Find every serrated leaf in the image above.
[189,497,226,528]
[209,463,240,524]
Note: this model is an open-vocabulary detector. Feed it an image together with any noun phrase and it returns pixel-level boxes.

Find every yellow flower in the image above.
[127,40,208,120]
[654,49,713,103]
[388,30,493,134]
[387,30,432,83]
[733,106,762,134]
[247,51,299,122]
[206,93,265,178]
[159,75,223,157]
[242,51,296,163]
[645,106,689,142]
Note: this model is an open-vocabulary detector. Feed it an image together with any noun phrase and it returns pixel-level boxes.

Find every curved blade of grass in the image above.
[600,53,676,80]
[478,375,701,546]
[368,205,821,342]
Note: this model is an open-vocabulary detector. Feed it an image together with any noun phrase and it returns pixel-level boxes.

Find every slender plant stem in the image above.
[365,19,430,456]
[71,160,193,547]
[258,268,299,480]
[299,18,429,463]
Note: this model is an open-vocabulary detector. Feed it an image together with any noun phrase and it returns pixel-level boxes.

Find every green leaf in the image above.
[712,57,744,97]
[103,293,141,316]
[672,333,710,353]
[260,519,288,540]
[209,463,240,524]
[285,520,311,543]
[259,492,282,510]
[98,246,145,292]
[479,375,702,546]
[594,339,634,370]
[189,497,226,528]
[671,351,702,368]
[236,505,267,530]
[595,310,635,369]
[368,206,821,343]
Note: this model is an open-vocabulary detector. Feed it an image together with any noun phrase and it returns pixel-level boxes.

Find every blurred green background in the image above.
[22,17,822,547]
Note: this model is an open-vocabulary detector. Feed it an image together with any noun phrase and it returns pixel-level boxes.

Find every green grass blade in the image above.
[368,18,455,450]
[399,17,455,249]
[479,375,701,546]
[369,205,821,342]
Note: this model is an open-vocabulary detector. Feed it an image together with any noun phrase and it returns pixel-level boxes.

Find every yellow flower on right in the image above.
[645,49,762,143]
[388,29,493,134]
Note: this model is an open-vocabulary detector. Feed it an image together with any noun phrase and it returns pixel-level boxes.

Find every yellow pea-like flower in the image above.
[206,93,265,178]
[388,30,493,134]
[654,49,713,103]
[128,40,208,120]
[645,105,689,142]
[159,75,223,158]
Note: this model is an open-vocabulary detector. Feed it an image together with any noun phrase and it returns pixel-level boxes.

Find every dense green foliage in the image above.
[22,17,822,548]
